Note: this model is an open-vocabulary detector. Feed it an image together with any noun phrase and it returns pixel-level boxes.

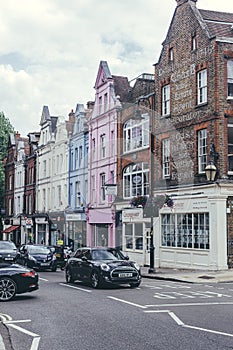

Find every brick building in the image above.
[152,0,233,270]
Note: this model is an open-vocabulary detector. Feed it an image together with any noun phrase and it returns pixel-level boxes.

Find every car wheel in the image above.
[129,281,141,288]
[65,268,74,283]
[90,271,101,289]
[0,277,17,302]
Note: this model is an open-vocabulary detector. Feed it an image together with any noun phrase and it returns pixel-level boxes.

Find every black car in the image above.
[65,247,141,288]
[0,241,18,263]
[16,244,57,271]
[0,262,39,301]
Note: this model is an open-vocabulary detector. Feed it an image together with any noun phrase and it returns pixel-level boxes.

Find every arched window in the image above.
[123,114,149,153]
[123,162,149,198]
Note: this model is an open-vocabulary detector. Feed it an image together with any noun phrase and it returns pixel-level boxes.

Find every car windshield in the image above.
[92,250,119,260]
[28,246,51,254]
[0,241,16,250]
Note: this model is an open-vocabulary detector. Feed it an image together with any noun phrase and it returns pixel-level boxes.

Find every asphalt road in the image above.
[1,270,233,350]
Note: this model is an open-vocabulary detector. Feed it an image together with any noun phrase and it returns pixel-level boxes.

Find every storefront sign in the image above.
[122,209,143,222]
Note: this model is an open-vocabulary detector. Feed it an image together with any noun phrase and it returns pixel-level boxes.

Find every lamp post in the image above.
[135,94,156,273]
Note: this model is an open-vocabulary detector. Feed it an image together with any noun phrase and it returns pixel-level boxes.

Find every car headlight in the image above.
[100,263,110,271]
[133,263,140,271]
[28,255,36,262]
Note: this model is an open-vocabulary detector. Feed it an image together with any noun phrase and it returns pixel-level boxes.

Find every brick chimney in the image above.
[176,0,197,6]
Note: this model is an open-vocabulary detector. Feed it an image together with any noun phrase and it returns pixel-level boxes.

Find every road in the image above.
[1,270,233,350]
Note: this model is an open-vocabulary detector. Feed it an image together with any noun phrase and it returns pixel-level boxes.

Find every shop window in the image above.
[123,162,149,199]
[162,85,170,116]
[227,59,233,99]
[125,223,143,251]
[197,69,207,105]
[161,212,209,249]
[198,129,207,173]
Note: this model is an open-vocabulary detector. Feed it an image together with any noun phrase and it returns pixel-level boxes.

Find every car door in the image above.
[68,249,83,279]
[79,249,93,281]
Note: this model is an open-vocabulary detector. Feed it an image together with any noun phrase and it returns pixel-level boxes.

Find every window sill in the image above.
[195,102,208,109]
[227,97,233,103]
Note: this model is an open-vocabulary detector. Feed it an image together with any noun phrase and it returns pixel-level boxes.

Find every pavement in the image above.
[141,266,233,283]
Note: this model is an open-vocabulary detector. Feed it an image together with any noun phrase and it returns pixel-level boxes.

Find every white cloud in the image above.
[0,0,232,135]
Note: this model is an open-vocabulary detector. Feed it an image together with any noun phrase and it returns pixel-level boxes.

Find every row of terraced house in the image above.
[2,0,233,271]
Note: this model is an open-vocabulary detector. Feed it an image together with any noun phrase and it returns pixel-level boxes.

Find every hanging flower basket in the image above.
[130,195,148,208]
[142,194,174,217]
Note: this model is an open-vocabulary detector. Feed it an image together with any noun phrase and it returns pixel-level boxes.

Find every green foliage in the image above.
[0,112,14,213]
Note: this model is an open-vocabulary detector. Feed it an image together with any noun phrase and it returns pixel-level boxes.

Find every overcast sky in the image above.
[0,0,232,135]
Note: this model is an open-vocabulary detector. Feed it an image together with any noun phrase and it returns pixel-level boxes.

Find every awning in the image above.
[2,225,19,233]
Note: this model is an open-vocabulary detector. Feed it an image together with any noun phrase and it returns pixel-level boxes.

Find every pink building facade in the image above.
[86,61,130,248]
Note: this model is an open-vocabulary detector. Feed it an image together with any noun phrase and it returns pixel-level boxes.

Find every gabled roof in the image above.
[199,9,233,39]
[94,60,112,89]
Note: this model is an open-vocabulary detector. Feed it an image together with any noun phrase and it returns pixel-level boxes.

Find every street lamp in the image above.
[135,94,156,273]
[205,162,217,181]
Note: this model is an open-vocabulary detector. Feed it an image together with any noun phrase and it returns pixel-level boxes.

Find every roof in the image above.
[199,9,233,39]
[112,75,131,102]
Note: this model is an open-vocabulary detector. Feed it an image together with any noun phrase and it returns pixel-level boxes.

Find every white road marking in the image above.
[39,277,48,281]
[6,324,39,337]
[168,312,184,326]
[108,296,147,309]
[59,283,92,293]
[183,324,233,338]
[4,320,31,324]
[1,314,40,350]
[144,309,233,338]
[145,301,233,307]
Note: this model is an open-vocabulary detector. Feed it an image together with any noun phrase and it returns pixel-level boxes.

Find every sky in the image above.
[0,0,232,136]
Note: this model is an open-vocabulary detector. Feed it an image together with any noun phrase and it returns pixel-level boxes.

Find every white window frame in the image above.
[197,69,207,104]
[162,138,170,178]
[123,162,149,199]
[198,129,207,173]
[123,114,149,153]
[227,59,233,99]
[228,119,233,174]
[162,85,170,116]
[161,212,209,250]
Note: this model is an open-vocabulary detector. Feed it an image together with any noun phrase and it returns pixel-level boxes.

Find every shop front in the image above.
[65,212,86,251]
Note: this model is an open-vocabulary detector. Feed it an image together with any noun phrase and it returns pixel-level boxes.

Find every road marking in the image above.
[6,324,39,337]
[39,277,48,281]
[4,320,31,324]
[108,296,147,309]
[183,324,233,338]
[145,301,233,307]
[144,309,233,338]
[59,283,92,293]
[168,312,184,326]
[1,314,41,350]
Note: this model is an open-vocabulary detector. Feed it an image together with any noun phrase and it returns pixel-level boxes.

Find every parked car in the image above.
[0,262,39,301]
[65,247,141,288]
[0,240,18,263]
[16,244,57,271]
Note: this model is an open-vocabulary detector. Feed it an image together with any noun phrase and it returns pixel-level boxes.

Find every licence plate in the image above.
[5,258,13,260]
[118,272,133,278]
[41,263,49,266]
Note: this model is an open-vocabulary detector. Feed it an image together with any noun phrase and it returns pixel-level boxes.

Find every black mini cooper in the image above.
[65,247,141,288]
